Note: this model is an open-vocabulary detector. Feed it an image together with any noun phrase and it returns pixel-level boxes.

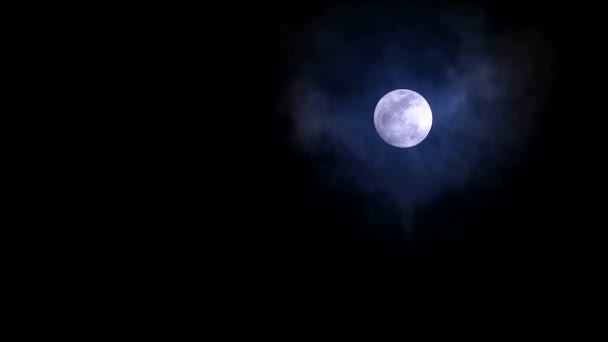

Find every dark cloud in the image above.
[281,3,555,232]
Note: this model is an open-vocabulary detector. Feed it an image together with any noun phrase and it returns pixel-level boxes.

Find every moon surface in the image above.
[374,89,433,148]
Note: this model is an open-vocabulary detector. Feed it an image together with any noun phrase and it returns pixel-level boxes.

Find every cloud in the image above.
[281,3,554,230]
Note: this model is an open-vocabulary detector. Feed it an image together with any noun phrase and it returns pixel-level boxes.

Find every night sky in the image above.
[195,0,600,300]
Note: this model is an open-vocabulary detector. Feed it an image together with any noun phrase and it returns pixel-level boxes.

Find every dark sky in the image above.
[195,0,601,300]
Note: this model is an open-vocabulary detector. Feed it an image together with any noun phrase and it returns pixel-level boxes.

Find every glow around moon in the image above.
[374,89,433,148]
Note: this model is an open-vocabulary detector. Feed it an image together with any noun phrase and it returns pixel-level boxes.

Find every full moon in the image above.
[374,89,433,148]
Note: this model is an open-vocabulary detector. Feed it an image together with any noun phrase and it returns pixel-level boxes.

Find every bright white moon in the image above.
[374,89,433,148]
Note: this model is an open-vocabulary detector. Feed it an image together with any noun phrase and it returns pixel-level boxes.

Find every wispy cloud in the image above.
[281,4,554,230]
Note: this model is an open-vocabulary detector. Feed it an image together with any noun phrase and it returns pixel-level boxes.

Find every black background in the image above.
[194,0,602,301]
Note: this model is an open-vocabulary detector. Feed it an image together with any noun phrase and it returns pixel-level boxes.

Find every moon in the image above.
[374,89,433,148]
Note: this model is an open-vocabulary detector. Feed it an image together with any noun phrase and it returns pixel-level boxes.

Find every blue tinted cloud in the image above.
[282,4,554,230]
